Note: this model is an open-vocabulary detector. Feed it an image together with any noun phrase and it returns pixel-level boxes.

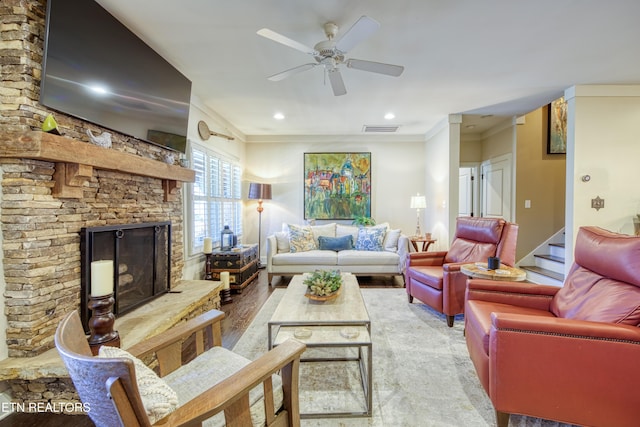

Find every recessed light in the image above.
[273,112,285,120]
[384,112,395,120]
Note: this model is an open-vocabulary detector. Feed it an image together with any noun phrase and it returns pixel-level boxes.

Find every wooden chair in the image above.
[55,309,306,427]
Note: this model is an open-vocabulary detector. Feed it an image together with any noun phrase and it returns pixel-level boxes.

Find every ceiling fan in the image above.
[257,15,404,96]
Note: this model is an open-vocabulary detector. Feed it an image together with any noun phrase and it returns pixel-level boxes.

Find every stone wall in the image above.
[0,0,187,357]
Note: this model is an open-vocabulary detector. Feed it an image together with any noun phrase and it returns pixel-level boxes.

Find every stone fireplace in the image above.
[80,222,172,331]
[0,0,195,359]
[0,132,193,358]
[0,0,219,412]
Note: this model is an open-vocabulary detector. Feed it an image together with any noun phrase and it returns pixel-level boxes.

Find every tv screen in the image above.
[41,0,191,153]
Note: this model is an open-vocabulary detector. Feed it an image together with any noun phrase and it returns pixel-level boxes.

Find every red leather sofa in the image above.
[465,226,640,427]
[405,217,518,326]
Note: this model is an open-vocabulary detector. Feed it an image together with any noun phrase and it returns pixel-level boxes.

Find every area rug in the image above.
[232,288,575,427]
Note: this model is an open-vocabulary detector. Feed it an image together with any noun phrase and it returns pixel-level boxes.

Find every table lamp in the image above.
[410,194,427,237]
[248,182,272,267]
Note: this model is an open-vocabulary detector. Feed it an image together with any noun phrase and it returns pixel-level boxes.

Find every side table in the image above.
[410,237,437,252]
[206,244,259,293]
[460,262,526,281]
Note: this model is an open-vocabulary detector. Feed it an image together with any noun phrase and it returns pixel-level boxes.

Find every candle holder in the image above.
[87,293,120,356]
[204,253,213,280]
[220,287,233,305]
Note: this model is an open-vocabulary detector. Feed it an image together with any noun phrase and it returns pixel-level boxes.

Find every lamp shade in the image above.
[248,183,272,200]
[410,195,427,209]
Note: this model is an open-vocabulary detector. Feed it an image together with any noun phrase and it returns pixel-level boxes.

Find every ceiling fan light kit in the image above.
[258,15,404,96]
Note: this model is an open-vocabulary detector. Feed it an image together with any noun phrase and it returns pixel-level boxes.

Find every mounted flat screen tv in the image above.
[41,0,191,153]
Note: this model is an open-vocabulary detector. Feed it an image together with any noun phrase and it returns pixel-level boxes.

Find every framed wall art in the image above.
[547,96,567,154]
[303,152,371,220]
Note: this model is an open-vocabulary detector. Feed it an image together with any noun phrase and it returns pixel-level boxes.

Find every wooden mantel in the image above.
[0,131,195,201]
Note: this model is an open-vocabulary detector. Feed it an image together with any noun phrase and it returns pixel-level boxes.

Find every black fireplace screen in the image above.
[80,222,171,331]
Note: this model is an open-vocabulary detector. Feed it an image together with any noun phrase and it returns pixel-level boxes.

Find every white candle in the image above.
[220,271,230,290]
[203,237,213,254]
[91,260,114,297]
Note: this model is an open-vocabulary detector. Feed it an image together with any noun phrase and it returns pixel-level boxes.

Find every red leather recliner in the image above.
[405,217,518,326]
[465,226,640,427]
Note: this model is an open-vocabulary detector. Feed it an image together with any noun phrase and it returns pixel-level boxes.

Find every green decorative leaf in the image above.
[304,270,342,295]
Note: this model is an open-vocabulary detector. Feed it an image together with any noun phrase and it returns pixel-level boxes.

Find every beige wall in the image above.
[564,85,640,268]
[514,107,566,260]
[482,123,513,159]
[243,137,426,256]
[424,119,456,250]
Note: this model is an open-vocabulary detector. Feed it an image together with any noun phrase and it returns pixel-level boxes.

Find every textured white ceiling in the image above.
[97,0,640,138]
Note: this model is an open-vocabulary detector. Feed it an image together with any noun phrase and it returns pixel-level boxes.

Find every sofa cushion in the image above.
[336,224,359,243]
[271,250,338,266]
[355,226,387,251]
[311,223,336,244]
[550,226,640,325]
[383,229,402,252]
[274,232,290,253]
[99,346,178,424]
[338,249,399,266]
[318,235,353,251]
[287,224,316,252]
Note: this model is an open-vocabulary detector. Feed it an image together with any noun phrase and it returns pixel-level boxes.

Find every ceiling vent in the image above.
[362,125,400,133]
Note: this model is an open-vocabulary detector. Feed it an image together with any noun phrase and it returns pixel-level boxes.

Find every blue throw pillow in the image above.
[318,235,353,251]
[355,226,386,251]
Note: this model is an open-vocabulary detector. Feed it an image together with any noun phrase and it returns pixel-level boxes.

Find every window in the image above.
[188,143,242,254]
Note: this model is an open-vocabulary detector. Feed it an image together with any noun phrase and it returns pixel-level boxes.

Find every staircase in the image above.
[519,234,565,287]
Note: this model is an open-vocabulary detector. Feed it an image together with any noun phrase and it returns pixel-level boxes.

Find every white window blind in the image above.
[189,144,242,254]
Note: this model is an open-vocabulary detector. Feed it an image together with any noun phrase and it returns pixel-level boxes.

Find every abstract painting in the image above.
[304,152,371,220]
[548,96,567,154]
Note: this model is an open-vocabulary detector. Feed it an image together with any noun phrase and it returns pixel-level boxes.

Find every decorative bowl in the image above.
[304,287,341,301]
[303,270,342,302]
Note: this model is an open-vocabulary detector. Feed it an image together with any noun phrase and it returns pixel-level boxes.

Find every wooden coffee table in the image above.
[268,273,372,418]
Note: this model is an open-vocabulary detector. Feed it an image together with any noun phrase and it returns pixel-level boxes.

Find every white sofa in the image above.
[266,222,410,285]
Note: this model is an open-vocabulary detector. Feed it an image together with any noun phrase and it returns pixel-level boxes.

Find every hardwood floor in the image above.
[0,271,403,426]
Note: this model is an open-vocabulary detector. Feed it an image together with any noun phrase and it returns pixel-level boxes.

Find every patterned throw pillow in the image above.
[287,224,317,252]
[355,226,387,251]
[99,346,179,424]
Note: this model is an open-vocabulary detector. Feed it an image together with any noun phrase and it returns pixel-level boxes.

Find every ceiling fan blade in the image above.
[335,16,380,53]
[267,63,317,81]
[257,28,317,55]
[346,59,404,77]
[327,69,347,96]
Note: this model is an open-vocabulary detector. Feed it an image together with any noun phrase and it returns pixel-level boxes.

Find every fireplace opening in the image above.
[80,222,171,331]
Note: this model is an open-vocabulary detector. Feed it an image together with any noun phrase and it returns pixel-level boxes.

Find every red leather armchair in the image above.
[465,226,640,427]
[404,217,518,326]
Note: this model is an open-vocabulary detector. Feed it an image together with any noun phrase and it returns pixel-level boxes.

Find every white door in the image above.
[480,154,512,221]
[458,166,476,217]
